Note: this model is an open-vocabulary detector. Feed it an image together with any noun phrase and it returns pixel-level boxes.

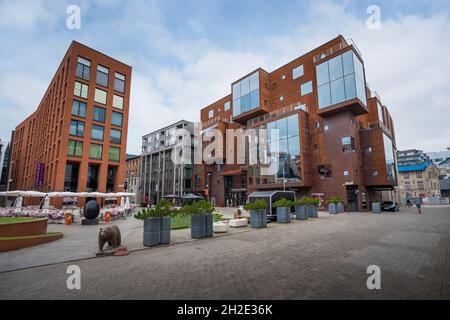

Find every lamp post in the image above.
[207,173,212,202]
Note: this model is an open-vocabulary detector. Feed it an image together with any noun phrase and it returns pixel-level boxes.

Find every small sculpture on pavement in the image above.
[97,225,121,255]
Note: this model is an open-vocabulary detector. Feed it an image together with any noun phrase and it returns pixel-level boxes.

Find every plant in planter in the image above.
[134,200,173,247]
[293,197,309,220]
[273,198,293,223]
[181,200,215,239]
[326,197,343,214]
[307,197,320,218]
[244,199,267,228]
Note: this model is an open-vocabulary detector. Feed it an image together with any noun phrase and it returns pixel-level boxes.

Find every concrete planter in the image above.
[328,203,337,214]
[250,210,267,228]
[160,216,171,245]
[307,205,318,218]
[143,217,161,247]
[337,203,345,213]
[372,203,381,214]
[276,207,291,223]
[191,214,213,239]
[143,216,171,246]
[295,206,308,220]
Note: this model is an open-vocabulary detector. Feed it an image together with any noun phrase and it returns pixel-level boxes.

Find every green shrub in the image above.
[309,198,320,206]
[181,200,215,215]
[134,199,173,220]
[294,196,310,206]
[273,198,293,208]
[243,199,267,211]
[326,197,343,206]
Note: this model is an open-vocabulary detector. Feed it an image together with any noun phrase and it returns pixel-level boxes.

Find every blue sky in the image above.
[0,0,449,154]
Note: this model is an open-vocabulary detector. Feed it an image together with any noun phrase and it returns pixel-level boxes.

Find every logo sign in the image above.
[35,162,45,188]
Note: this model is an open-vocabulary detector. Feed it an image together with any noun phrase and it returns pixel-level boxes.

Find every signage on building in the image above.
[35,162,45,188]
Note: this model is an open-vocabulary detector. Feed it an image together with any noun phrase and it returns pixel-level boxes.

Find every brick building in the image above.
[398,163,441,200]
[9,41,132,206]
[125,154,141,204]
[197,35,398,210]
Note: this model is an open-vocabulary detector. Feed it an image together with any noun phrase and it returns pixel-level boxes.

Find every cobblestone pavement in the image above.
[0,206,449,299]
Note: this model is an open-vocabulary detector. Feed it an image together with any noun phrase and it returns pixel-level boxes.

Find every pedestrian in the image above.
[415,199,422,214]
[406,199,411,208]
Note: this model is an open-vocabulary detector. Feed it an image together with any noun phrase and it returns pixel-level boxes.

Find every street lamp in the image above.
[207,173,212,202]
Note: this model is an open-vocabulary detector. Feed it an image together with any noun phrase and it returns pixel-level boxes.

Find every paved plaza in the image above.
[0,206,449,299]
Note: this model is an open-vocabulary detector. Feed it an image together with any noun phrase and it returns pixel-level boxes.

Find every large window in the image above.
[86,165,99,192]
[292,65,304,79]
[383,134,397,183]
[94,88,107,104]
[64,163,79,192]
[71,100,86,117]
[89,144,103,159]
[93,106,106,122]
[114,72,125,93]
[70,120,85,137]
[110,129,122,144]
[76,57,90,80]
[316,50,367,109]
[106,167,116,192]
[96,65,109,87]
[91,125,104,141]
[262,114,301,182]
[111,111,122,127]
[113,94,124,109]
[67,140,83,157]
[109,146,120,162]
[74,81,88,99]
[232,72,260,117]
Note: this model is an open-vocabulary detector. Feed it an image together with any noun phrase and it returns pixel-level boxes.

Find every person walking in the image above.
[406,199,411,208]
[415,199,422,214]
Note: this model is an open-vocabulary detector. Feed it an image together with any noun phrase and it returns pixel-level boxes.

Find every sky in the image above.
[0,0,449,154]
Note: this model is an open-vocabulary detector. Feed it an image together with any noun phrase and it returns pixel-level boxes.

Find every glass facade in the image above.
[316,50,367,109]
[232,72,260,117]
[256,114,301,183]
[377,102,384,124]
[383,134,397,183]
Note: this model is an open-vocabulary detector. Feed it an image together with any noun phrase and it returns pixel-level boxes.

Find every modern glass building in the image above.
[197,35,398,210]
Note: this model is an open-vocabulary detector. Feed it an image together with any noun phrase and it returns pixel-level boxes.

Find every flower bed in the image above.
[0,208,64,223]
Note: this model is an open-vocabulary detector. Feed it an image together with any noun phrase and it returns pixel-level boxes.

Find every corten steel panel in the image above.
[10,41,132,207]
[196,35,397,208]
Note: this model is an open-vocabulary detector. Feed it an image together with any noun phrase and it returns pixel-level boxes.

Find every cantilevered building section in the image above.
[10,41,132,206]
[198,35,398,210]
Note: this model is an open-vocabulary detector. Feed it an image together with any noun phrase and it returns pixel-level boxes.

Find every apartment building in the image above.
[197,35,398,210]
[398,163,441,199]
[397,149,430,167]
[10,41,132,206]
[125,154,141,203]
[140,120,194,205]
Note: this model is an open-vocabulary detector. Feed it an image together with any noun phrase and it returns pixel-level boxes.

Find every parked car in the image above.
[381,201,399,212]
